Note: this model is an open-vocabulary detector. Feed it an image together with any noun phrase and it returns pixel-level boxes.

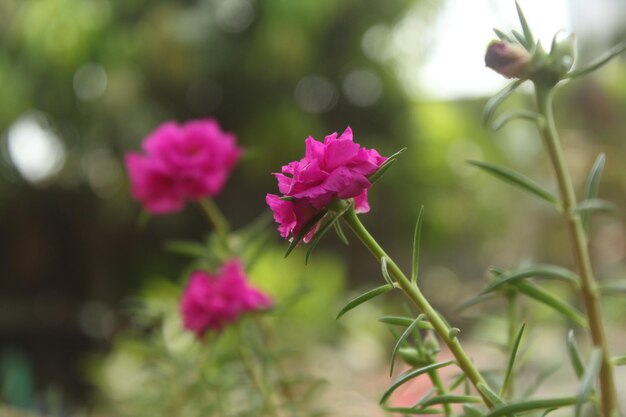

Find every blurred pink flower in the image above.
[180,260,272,337]
[125,119,242,213]
[267,127,385,240]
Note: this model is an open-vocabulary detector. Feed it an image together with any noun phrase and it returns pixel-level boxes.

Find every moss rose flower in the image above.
[266,127,385,241]
[125,118,242,213]
[180,260,272,337]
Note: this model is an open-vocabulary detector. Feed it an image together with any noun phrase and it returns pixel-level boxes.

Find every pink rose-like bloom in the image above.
[266,127,385,240]
[125,119,242,213]
[180,260,272,337]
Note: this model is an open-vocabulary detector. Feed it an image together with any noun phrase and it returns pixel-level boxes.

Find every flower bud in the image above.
[485,41,531,79]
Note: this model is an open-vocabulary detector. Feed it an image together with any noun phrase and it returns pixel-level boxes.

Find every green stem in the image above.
[534,85,618,417]
[237,326,280,416]
[342,208,494,409]
[428,369,453,417]
[200,198,230,236]
[199,198,233,253]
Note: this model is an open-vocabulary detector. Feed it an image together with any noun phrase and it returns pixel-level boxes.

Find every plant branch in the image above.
[342,208,494,409]
[534,85,618,417]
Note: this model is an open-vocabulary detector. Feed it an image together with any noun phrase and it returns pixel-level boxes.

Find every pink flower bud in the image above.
[485,41,530,79]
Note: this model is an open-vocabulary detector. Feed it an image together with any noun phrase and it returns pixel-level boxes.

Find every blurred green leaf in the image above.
[581,153,605,233]
[566,330,586,379]
[420,395,482,407]
[285,210,327,258]
[412,206,425,284]
[305,202,352,264]
[476,382,506,407]
[336,284,394,320]
[482,264,579,294]
[483,80,524,124]
[566,42,626,79]
[515,281,587,327]
[492,110,542,131]
[575,348,602,417]
[500,323,525,397]
[368,147,407,185]
[485,396,577,417]
[515,1,534,49]
[390,314,425,376]
[380,360,454,404]
[468,160,558,206]
[378,316,434,330]
[613,356,626,366]
[381,406,442,415]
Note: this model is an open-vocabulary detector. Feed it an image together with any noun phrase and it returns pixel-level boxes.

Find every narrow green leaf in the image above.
[500,323,526,397]
[469,160,558,205]
[279,195,295,201]
[382,407,442,415]
[613,355,626,366]
[368,147,407,185]
[380,360,454,404]
[412,206,425,284]
[381,256,394,286]
[333,221,349,245]
[599,280,626,296]
[379,315,434,330]
[463,404,486,417]
[492,110,542,131]
[336,284,394,319]
[457,293,499,313]
[515,281,587,327]
[581,153,606,233]
[566,42,626,79]
[575,348,602,417]
[485,396,577,417]
[515,1,535,48]
[390,314,425,376]
[284,210,327,258]
[493,28,513,43]
[566,330,585,379]
[512,30,529,49]
[576,198,615,214]
[482,264,579,295]
[305,202,352,264]
[420,395,482,407]
[476,383,506,408]
[483,80,524,125]
[540,408,559,417]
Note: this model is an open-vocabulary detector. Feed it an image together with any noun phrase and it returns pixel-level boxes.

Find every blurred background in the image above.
[1,0,626,415]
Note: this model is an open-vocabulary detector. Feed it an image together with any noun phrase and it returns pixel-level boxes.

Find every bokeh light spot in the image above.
[294,75,338,114]
[7,112,66,184]
[73,62,108,101]
[342,69,383,107]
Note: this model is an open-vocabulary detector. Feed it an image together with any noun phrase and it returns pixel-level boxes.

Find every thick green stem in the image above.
[534,85,618,417]
[200,198,230,237]
[342,208,494,408]
[199,198,233,254]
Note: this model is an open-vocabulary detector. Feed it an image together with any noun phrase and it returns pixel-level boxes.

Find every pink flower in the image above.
[266,127,385,240]
[125,119,242,213]
[180,260,272,337]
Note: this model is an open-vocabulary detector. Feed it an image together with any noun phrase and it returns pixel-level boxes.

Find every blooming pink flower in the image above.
[125,119,242,213]
[180,260,272,337]
[266,127,385,240]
